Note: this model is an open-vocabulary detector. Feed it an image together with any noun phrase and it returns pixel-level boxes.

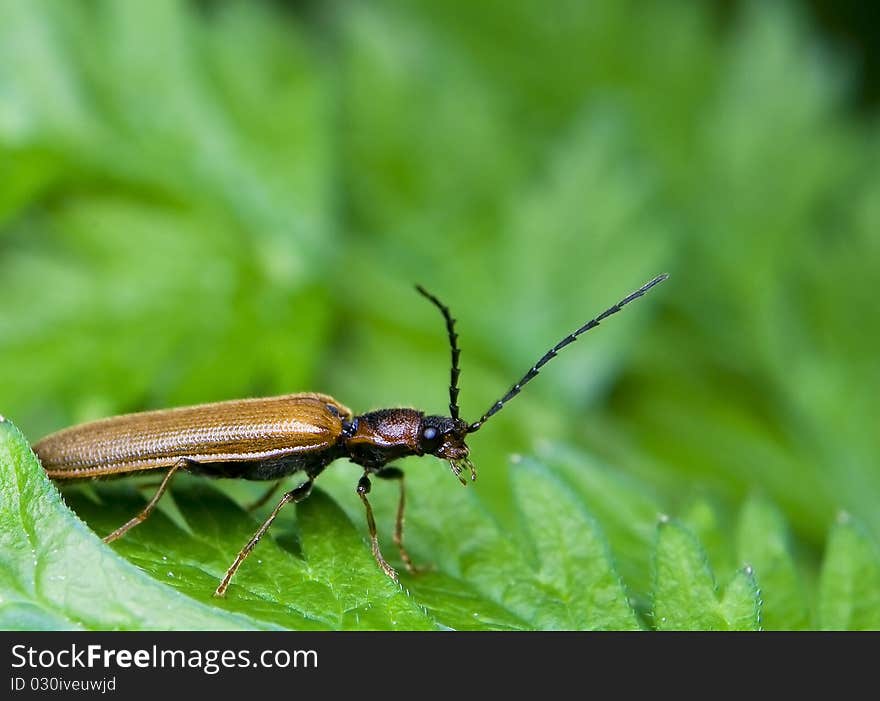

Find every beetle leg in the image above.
[214,479,313,597]
[244,480,284,512]
[375,467,430,575]
[357,474,399,582]
[103,458,186,543]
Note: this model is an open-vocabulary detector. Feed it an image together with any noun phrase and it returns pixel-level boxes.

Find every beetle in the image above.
[33,274,667,596]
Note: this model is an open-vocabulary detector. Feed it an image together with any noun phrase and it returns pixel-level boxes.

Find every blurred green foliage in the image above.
[1,0,878,629]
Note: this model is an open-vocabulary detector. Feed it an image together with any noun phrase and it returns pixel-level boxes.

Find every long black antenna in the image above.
[467,273,669,433]
[416,285,462,421]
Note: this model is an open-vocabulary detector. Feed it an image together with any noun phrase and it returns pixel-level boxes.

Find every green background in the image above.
[1,0,878,630]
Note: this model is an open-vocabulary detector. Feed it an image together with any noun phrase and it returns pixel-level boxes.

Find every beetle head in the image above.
[418,415,475,485]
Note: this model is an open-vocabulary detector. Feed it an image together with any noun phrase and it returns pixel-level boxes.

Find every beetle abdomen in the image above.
[34,393,351,479]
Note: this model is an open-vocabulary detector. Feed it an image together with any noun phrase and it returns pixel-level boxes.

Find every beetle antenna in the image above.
[467,274,669,433]
[416,285,462,421]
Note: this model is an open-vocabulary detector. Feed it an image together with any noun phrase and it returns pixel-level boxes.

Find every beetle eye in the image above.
[420,423,446,453]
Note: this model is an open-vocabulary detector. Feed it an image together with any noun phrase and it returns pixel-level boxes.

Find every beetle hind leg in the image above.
[103,458,186,543]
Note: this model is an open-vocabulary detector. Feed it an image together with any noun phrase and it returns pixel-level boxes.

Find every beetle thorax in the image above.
[343,409,472,478]
[344,409,424,470]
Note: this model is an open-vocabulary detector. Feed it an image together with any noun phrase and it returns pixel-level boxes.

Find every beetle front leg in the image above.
[357,474,399,582]
[375,467,428,575]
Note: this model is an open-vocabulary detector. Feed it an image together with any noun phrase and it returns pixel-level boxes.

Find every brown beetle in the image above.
[33,275,667,595]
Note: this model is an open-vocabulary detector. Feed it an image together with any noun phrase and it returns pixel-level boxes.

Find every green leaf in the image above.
[817,513,880,630]
[62,482,435,631]
[312,452,640,630]
[721,567,762,631]
[508,458,639,629]
[535,444,662,611]
[652,518,724,630]
[651,518,760,630]
[736,495,809,630]
[680,497,736,584]
[0,418,266,630]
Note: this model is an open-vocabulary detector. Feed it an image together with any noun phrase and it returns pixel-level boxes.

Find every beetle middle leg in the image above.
[214,478,313,597]
[357,474,399,582]
[244,480,284,512]
[375,467,427,574]
[103,458,186,543]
